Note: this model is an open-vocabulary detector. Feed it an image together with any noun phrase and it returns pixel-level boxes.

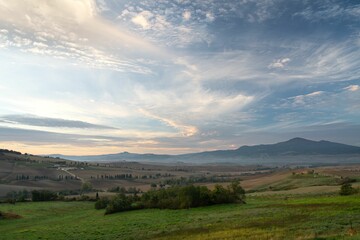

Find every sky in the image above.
[0,0,359,155]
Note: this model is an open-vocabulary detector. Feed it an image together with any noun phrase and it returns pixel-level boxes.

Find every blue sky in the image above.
[0,0,359,155]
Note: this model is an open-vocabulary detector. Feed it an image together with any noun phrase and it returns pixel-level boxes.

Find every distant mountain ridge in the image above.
[50,138,360,164]
[235,137,360,156]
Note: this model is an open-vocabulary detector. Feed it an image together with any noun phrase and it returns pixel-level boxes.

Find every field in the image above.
[2,152,360,239]
[1,194,360,239]
[3,151,360,199]
[0,151,275,197]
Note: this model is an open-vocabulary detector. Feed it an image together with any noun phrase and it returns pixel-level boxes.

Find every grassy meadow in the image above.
[1,193,360,239]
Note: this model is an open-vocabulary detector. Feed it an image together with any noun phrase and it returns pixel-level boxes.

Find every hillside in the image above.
[51,138,360,164]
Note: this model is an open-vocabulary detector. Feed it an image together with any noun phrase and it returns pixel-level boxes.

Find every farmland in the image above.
[2,150,360,199]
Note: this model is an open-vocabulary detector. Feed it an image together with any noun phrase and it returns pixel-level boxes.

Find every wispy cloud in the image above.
[268,58,291,69]
[139,109,198,137]
[294,3,360,22]
[0,0,168,73]
[344,85,359,92]
[0,114,117,129]
[290,91,324,106]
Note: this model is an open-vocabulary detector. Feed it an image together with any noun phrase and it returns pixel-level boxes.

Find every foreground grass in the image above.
[1,194,360,239]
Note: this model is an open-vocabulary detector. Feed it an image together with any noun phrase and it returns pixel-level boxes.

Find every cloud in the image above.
[205,12,215,22]
[268,58,291,69]
[0,126,134,155]
[182,10,191,21]
[344,85,359,92]
[290,91,324,106]
[116,0,280,48]
[139,109,198,137]
[119,7,212,47]
[0,0,167,74]
[0,126,128,146]
[294,3,360,22]
[131,11,151,29]
[0,114,117,129]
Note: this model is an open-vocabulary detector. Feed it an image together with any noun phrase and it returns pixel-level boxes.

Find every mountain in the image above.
[236,137,360,156]
[50,138,360,164]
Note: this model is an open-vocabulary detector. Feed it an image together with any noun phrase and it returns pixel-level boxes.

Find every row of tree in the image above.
[91,174,134,180]
[161,176,242,186]
[15,175,50,181]
[107,186,141,194]
[96,181,246,214]
[89,173,172,180]
[3,190,58,203]
[57,175,79,180]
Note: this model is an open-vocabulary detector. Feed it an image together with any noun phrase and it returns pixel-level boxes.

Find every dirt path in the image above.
[60,168,85,183]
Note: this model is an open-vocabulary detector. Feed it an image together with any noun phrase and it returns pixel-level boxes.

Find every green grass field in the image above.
[250,173,340,192]
[1,193,360,239]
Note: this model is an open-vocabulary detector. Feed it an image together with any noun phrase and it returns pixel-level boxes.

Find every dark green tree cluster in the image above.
[97,181,245,215]
[107,186,141,194]
[4,190,30,203]
[340,183,358,196]
[31,190,57,201]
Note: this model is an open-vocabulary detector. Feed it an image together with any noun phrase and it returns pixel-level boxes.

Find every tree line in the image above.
[0,149,22,155]
[160,176,242,186]
[107,186,141,194]
[96,181,246,214]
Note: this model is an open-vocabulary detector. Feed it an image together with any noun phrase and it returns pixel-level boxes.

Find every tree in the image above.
[102,182,246,215]
[95,198,110,210]
[340,183,357,196]
[105,194,132,214]
[211,185,231,204]
[81,182,93,193]
[228,180,246,203]
[31,190,57,201]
